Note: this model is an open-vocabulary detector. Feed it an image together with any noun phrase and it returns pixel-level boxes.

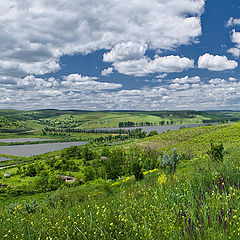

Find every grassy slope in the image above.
[43,111,211,129]
[138,123,240,155]
[2,109,240,131]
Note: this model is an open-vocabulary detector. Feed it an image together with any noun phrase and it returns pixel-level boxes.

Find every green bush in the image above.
[83,166,96,182]
[131,158,144,180]
[207,141,224,162]
[158,148,180,174]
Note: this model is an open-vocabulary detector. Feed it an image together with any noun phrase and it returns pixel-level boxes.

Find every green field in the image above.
[1,109,240,133]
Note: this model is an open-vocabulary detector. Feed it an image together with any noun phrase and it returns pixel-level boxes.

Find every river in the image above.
[0,141,88,157]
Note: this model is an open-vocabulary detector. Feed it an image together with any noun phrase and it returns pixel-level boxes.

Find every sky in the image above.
[1,0,240,111]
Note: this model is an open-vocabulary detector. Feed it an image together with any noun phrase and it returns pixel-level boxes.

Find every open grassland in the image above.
[42,111,210,129]
[2,109,240,132]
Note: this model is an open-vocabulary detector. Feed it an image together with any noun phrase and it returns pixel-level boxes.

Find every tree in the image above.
[104,148,125,180]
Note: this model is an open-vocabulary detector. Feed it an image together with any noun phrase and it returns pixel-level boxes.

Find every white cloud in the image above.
[227,48,240,58]
[103,42,148,62]
[209,78,225,85]
[229,77,236,81]
[156,74,167,79]
[198,53,238,71]
[169,83,190,90]
[0,0,205,77]
[17,75,59,88]
[101,67,114,76]
[63,74,98,82]
[172,76,200,84]
[113,55,194,76]
[226,17,240,27]
[113,58,149,76]
[231,30,240,46]
[148,55,194,73]
[61,74,122,91]
[228,30,240,58]
[3,75,240,110]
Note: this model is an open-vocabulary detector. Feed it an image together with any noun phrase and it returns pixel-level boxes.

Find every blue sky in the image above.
[1,0,240,110]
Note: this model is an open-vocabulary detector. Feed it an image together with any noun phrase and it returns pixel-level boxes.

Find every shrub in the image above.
[131,158,144,180]
[83,166,96,182]
[207,141,224,162]
[158,148,180,174]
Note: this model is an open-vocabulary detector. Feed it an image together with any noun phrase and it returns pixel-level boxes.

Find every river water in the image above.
[0,138,53,143]
[95,123,213,134]
[0,141,88,157]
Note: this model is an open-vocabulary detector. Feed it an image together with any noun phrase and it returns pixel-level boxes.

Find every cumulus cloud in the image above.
[228,30,240,58]
[198,53,238,71]
[0,0,205,78]
[209,78,225,85]
[113,55,194,76]
[231,30,240,46]
[172,76,200,84]
[5,73,122,94]
[169,83,191,90]
[17,75,59,88]
[63,74,98,82]
[2,74,240,110]
[156,74,167,79]
[226,17,240,27]
[229,77,236,81]
[103,42,148,62]
[227,48,240,58]
[101,67,114,76]
[61,74,122,91]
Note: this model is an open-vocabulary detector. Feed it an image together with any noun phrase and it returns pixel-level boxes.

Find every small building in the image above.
[58,175,76,183]
[100,156,108,161]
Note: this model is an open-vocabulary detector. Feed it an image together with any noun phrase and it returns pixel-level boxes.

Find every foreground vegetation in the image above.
[0,144,239,239]
[0,120,239,239]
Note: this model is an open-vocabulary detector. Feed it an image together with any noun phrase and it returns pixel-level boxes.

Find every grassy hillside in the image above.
[1,109,240,132]
[138,122,240,155]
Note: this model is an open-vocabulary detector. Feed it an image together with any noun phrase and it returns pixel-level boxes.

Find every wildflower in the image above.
[158,174,167,185]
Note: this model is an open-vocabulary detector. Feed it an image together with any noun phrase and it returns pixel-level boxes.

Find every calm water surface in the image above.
[0,157,12,162]
[0,141,88,157]
[95,123,212,134]
[0,138,53,143]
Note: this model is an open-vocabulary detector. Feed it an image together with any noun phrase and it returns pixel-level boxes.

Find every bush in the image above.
[207,141,224,162]
[131,159,144,180]
[158,148,180,174]
[83,166,96,182]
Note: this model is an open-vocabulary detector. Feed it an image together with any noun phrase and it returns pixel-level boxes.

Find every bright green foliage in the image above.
[103,148,126,180]
[83,166,96,182]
